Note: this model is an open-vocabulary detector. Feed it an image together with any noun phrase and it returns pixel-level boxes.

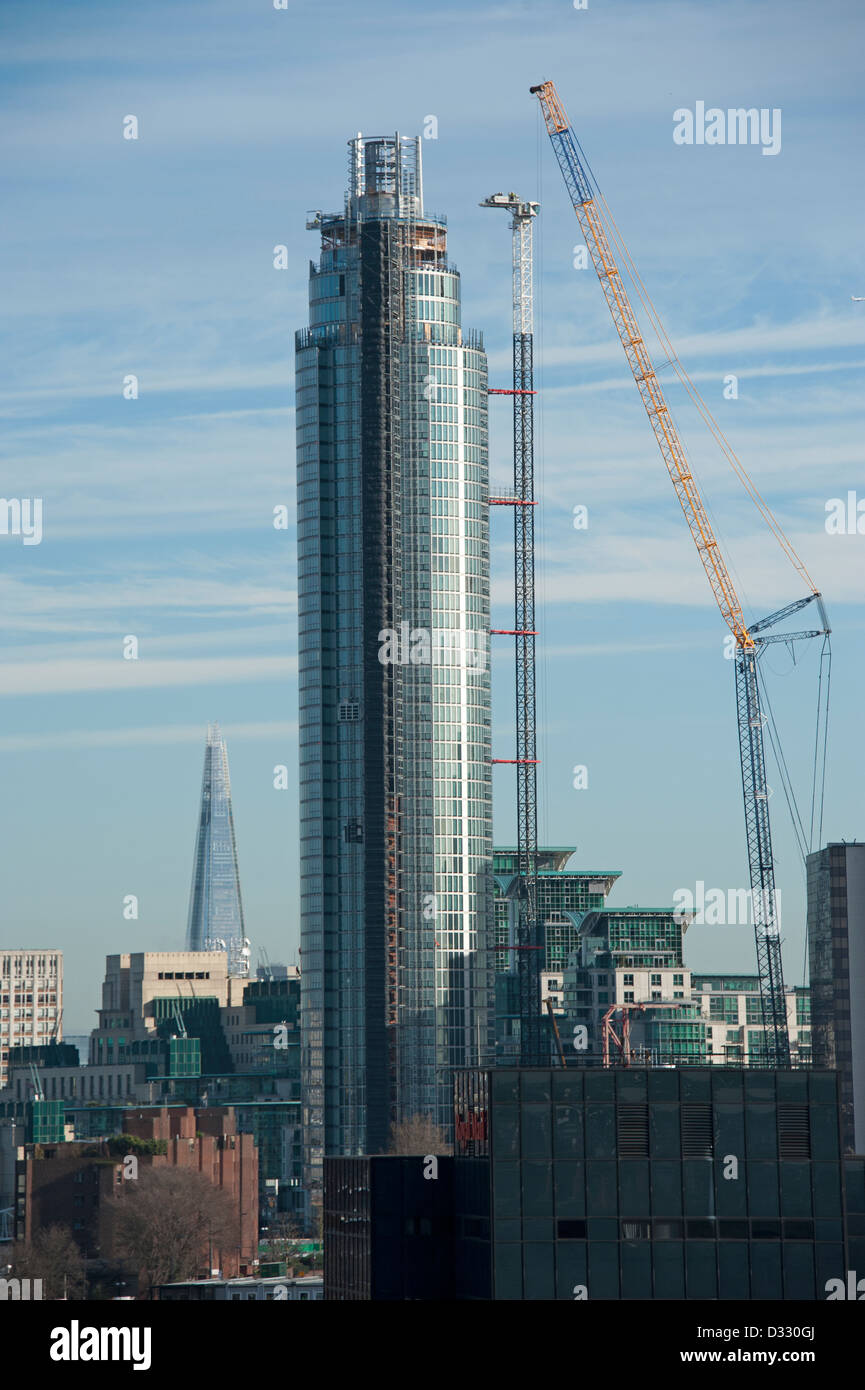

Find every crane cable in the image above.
[571,134,818,598]
[568,125,834,908]
[756,656,810,862]
[809,635,832,852]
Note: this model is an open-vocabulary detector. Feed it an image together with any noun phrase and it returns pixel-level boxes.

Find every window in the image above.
[621,1220,651,1240]
[651,974,662,986]
[623,974,634,986]
[653,1218,684,1239]
[557,1219,586,1239]
[624,991,634,1003]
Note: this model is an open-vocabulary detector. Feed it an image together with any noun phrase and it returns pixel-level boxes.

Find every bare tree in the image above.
[111,1166,238,1295]
[9,1224,87,1300]
[263,1212,301,1267]
[388,1114,452,1155]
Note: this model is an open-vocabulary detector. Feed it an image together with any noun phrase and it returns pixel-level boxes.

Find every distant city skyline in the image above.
[0,0,862,1031]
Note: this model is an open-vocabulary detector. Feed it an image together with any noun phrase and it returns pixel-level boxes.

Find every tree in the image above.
[387,1114,452,1155]
[262,1212,301,1270]
[110,1166,238,1296]
[9,1224,87,1300]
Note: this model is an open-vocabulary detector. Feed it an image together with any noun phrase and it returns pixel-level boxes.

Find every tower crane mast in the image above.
[531,80,830,1069]
[482,192,544,1066]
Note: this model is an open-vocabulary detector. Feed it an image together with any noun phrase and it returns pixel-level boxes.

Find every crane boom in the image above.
[531,82,754,649]
[531,79,812,1067]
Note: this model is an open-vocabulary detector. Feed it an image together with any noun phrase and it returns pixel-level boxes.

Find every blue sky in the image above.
[1,0,862,1029]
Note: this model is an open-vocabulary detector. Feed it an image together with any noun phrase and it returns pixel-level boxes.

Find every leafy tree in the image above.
[105,1134,167,1157]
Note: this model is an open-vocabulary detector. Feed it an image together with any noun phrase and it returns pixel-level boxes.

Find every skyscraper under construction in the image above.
[296,134,493,1194]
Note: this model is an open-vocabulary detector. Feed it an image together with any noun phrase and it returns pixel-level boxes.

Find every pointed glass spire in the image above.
[186,723,249,976]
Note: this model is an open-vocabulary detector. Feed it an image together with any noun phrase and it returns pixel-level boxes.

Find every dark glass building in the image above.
[324,1154,454,1300]
[807,842,865,1153]
[325,1066,865,1300]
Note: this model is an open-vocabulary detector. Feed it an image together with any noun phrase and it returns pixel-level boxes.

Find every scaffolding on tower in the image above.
[482,192,544,1066]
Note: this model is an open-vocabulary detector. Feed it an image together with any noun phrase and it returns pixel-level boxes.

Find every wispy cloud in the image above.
[0,655,296,696]
[0,718,296,753]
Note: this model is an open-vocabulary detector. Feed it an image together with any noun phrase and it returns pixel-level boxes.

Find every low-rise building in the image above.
[13,1105,258,1280]
[157,1274,322,1301]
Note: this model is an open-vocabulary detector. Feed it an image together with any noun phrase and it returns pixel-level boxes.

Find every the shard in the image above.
[186,722,249,976]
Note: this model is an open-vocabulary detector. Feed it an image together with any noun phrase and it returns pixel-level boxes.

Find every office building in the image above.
[297,132,493,1191]
[186,723,249,977]
[0,958,304,1227]
[325,1067,865,1300]
[90,950,234,1074]
[0,950,62,1088]
[562,906,706,1063]
[493,848,620,973]
[692,975,811,1067]
[13,1105,258,1280]
[324,1154,454,1300]
[807,842,865,1152]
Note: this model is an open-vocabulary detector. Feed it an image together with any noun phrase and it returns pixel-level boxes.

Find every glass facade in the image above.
[454,1067,849,1300]
[492,848,620,973]
[298,135,493,1193]
[807,843,865,1152]
[185,724,247,977]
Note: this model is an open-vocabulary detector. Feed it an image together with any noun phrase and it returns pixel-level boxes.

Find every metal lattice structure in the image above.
[482,193,543,1065]
[734,649,788,1064]
[532,80,831,1069]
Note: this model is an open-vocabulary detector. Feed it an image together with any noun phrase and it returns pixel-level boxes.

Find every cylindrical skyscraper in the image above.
[296,134,493,1195]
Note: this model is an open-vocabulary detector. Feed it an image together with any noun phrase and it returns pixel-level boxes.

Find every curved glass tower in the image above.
[297,134,494,1194]
[186,722,248,977]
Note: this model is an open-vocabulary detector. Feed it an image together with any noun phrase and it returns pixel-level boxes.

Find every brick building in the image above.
[14,1105,257,1282]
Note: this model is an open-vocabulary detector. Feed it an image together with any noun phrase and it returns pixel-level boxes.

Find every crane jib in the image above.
[531,78,814,1069]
